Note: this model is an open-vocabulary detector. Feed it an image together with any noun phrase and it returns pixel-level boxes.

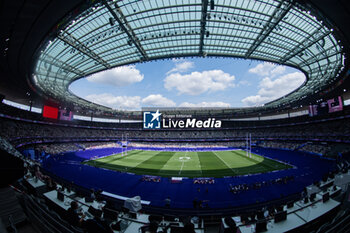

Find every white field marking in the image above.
[129,151,168,169]
[213,151,236,173]
[178,161,185,175]
[178,156,191,161]
[195,151,203,175]
[93,149,140,161]
[178,151,188,175]
[89,152,123,161]
[157,152,179,170]
[114,150,156,169]
[130,148,236,152]
[157,151,182,173]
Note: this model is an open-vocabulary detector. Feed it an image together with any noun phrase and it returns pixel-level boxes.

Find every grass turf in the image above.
[83,150,292,178]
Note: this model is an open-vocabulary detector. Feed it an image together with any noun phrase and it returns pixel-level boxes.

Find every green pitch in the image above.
[83,150,292,178]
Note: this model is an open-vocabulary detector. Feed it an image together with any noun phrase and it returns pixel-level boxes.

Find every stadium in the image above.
[0,0,350,233]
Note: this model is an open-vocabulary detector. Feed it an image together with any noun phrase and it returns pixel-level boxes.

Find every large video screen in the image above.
[59,109,73,121]
[309,96,343,116]
[327,96,343,113]
[42,105,59,119]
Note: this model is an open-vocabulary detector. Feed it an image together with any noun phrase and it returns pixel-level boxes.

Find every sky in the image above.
[69,58,306,110]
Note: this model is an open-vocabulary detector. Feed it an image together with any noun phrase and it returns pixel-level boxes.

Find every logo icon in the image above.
[143,110,162,129]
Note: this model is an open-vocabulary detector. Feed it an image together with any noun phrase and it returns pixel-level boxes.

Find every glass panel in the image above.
[33,0,345,112]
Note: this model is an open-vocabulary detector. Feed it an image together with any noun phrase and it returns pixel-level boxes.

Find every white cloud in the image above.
[241,95,271,107]
[164,70,235,95]
[237,80,251,87]
[258,72,305,97]
[84,93,177,110]
[249,62,285,78]
[85,93,141,110]
[179,101,231,108]
[242,72,305,106]
[270,66,286,77]
[166,61,194,74]
[86,65,143,87]
[141,94,176,107]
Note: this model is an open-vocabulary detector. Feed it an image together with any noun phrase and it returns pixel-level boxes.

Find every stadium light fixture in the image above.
[109,17,115,26]
[210,0,215,10]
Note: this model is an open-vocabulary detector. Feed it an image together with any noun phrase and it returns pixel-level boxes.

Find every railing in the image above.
[22,194,76,233]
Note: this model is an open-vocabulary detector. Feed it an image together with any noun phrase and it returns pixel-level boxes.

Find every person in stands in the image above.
[66,201,85,227]
[224,217,241,233]
[164,197,171,207]
[183,222,196,233]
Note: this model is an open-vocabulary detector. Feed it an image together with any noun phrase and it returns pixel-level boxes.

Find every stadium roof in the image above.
[2,0,349,117]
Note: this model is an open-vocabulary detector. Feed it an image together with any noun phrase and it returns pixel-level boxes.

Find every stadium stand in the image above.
[1,0,350,232]
[1,106,350,232]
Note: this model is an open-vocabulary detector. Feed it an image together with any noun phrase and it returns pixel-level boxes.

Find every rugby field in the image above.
[83,150,292,178]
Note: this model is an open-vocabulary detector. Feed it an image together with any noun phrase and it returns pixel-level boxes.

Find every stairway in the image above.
[0,187,27,229]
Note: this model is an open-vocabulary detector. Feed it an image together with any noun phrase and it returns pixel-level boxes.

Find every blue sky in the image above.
[69,58,305,110]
